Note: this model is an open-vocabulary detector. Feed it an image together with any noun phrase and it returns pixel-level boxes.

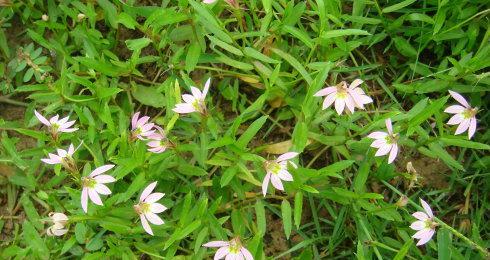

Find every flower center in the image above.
[462,108,477,119]
[134,202,151,214]
[335,81,348,99]
[51,123,59,131]
[425,219,438,229]
[228,238,241,253]
[264,161,282,175]
[385,133,398,144]
[82,177,97,188]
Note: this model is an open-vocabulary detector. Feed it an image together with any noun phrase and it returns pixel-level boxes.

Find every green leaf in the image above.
[440,137,490,150]
[97,0,118,28]
[321,29,371,39]
[22,221,48,257]
[208,35,243,56]
[255,200,266,236]
[282,25,314,49]
[393,240,413,260]
[131,85,165,108]
[294,192,303,229]
[243,47,279,64]
[382,0,416,13]
[185,42,201,72]
[428,142,464,170]
[393,37,418,57]
[408,96,448,131]
[281,199,292,239]
[75,223,87,244]
[125,38,152,51]
[270,48,312,86]
[220,166,238,187]
[236,115,268,149]
[353,160,370,193]
[438,228,452,260]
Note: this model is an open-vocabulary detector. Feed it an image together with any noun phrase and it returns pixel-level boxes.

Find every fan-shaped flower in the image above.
[81,165,116,213]
[173,78,210,115]
[46,212,69,237]
[203,237,253,260]
[314,79,373,115]
[41,143,80,173]
[131,112,155,140]
[368,118,399,164]
[134,181,167,235]
[410,199,438,246]
[146,126,172,154]
[34,110,78,138]
[262,152,299,196]
[444,90,478,139]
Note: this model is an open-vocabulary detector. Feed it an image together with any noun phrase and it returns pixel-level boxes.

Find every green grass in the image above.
[0,0,489,259]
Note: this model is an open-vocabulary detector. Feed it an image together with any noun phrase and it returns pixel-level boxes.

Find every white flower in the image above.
[41,143,81,172]
[134,181,167,235]
[262,152,299,196]
[173,78,210,115]
[314,79,373,115]
[46,212,68,236]
[81,165,116,213]
[131,112,155,140]
[146,126,171,154]
[34,110,78,138]
[203,0,217,3]
[368,118,399,164]
[444,90,478,139]
[203,237,254,260]
[410,199,438,246]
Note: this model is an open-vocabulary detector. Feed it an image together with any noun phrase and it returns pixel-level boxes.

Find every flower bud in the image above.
[41,14,49,21]
[395,195,408,207]
[77,13,86,21]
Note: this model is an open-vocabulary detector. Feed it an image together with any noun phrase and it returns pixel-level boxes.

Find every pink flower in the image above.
[46,212,69,237]
[41,143,80,172]
[173,78,210,115]
[146,126,171,154]
[34,110,78,137]
[131,112,155,140]
[368,118,399,164]
[314,79,373,115]
[203,237,254,260]
[262,152,299,196]
[410,199,438,246]
[134,181,167,235]
[444,91,478,139]
[81,165,116,213]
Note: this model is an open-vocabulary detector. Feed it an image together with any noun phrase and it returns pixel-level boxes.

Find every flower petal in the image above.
[140,214,153,235]
[88,188,103,205]
[203,241,230,248]
[94,184,111,195]
[144,192,165,203]
[447,114,463,125]
[145,212,164,225]
[468,117,477,139]
[81,188,88,213]
[368,131,388,139]
[270,174,284,191]
[444,105,465,114]
[370,139,387,148]
[415,229,434,246]
[150,203,167,213]
[410,220,426,231]
[412,212,429,221]
[182,94,196,104]
[173,103,196,114]
[131,112,140,129]
[420,199,433,218]
[34,110,51,126]
[334,98,345,115]
[387,144,398,164]
[240,247,254,260]
[314,87,336,97]
[94,174,116,184]
[385,118,393,134]
[322,93,336,110]
[191,86,203,100]
[202,78,211,98]
[276,152,299,162]
[90,164,115,177]
[455,119,470,135]
[449,90,469,108]
[214,246,230,259]
[349,79,364,89]
[140,181,157,202]
[375,144,391,157]
[262,173,271,196]
[344,95,355,113]
[277,170,293,181]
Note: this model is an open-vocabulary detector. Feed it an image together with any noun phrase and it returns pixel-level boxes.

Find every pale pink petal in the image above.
[131,112,140,129]
[173,103,196,114]
[140,214,153,235]
[415,229,434,246]
[90,164,115,177]
[322,93,337,110]
[225,253,236,260]
[447,114,463,125]
[182,94,196,104]
[262,173,271,196]
[387,144,398,164]
[289,161,298,169]
[49,114,59,124]
[60,120,75,129]
[202,78,211,98]
[413,228,430,239]
[444,105,465,114]
[34,110,51,126]
[370,139,387,148]
[235,254,244,260]
[368,131,388,139]
[344,95,355,113]
[88,188,103,205]
[191,86,203,99]
[150,203,167,213]
[141,123,155,131]
[94,183,111,195]
[59,127,78,133]
[349,79,364,89]
[203,0,217,3]
[57,149,67,158]
[147,141,161,147]
[449,90,469,108]
[358,94,373,105]
[468,117,477,139]
[81,188,88,213]
[214,246,230,259]
[334,98,345,115]
[94,174,116,184]
[41,154,62,164]
[270,174,284,191]
[420,199,433,218]
[136,116,150,127]
[410,220,426,231]
[277,170,293,181]
[140,181,157,202]
[145,212,164,225]
[68,144,75,155]
[455,119,470,135]
[144,192,165,203]
[375,144,391,156]
[412,212,429,221]
[240,247,254,260]
[203,241,230,248]
[276,152,299,162]
[49,213,68,222]
[385,119,393,134]
[314,87,336,97]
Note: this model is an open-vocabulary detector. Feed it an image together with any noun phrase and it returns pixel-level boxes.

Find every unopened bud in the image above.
[395,195,408,207]
[406,162,416,174]
[41,14,49,21]
[77,13,86,21]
